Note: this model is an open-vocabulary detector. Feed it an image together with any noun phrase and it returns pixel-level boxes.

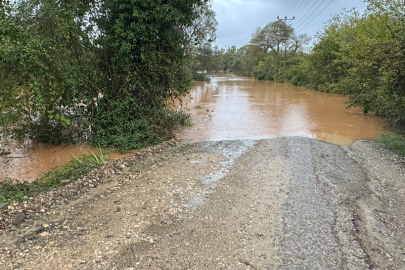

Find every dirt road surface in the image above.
[1,137,405,269]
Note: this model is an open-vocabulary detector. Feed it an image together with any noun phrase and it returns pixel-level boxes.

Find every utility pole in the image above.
[277,16,295,83]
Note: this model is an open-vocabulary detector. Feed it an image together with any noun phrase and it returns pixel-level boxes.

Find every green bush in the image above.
[93,97,192,151]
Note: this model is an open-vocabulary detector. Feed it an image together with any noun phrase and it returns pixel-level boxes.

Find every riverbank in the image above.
[0,139,179,229]
[0,137,404,269]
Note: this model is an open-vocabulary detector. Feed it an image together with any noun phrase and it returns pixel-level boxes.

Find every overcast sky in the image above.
[212,0,368,48]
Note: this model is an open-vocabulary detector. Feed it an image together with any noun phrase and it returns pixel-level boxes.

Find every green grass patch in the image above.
[377,134,405,156]
[0,148,109,203]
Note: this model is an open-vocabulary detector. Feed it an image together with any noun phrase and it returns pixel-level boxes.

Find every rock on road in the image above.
[1,137,405,269]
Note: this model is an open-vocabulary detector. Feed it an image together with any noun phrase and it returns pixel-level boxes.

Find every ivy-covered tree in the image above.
[92,0,216,149]
[0,0,216,149]
[0,0,98,143]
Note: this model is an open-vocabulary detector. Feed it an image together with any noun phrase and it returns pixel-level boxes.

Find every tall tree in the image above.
[93,0,216,149]
[0,0,98,143]
[250,20,293,54]
[0,0,217,149]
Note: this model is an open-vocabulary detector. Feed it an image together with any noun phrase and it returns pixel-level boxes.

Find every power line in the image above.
[293,0,329,31]
[294,0,322,25]
[292,0,313,22]
[277,16,295,42]
[280,0,290,16]
[287,0,301,18]
[292,0,311,18]
[296,0,334,33]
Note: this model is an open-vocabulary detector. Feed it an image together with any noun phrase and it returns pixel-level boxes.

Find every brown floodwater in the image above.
[175,76,387,145]
[1,76,387,182]
[0,142,136,182]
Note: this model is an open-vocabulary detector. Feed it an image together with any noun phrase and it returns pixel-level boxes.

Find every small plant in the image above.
[71,146,109,167]
[194,105,203,109]
[202,109,214,120]
[0,148,110,203]
[377,134,405,156]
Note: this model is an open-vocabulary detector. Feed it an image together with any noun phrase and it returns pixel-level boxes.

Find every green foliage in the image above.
[378,134,405,156]
[0,0,100,143]
[0,0,215,149]
[209,20,309,82]
[0,148,109,203]
[94,98,192,151]
[304,1,405,129]
[285,56,311,86]
[190,43,218,81]
[91,0,214,150]
[71,147,110,166]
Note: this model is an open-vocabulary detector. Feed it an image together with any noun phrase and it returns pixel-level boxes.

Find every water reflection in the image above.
[175,76,386,145]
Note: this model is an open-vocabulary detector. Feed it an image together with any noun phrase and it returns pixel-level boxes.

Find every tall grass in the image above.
[0,147,109,203]
[377,134,405,157]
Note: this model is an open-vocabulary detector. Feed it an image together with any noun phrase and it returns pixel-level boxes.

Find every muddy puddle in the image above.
[175,76,386,145]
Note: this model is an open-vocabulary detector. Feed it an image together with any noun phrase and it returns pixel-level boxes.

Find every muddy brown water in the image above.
[175,76,386,144]
[1,76,386,182]
[0,143,136,182]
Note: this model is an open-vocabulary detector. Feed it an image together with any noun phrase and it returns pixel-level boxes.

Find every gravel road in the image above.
[1,137,405,269]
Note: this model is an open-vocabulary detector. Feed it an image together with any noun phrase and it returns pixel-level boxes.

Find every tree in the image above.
[288,34,311,55]
[304,0,405,130]
[185,2,217,48]
[190,43,220,80]
[93,0,216,149]
[249,20,300,82]
[250,20,293,54]
[0,0,217,150]
[234,45,264,76]
[0,0,98,143]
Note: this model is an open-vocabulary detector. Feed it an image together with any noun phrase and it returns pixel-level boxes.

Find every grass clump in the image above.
[0,148,109,203]
[377,134,405,156]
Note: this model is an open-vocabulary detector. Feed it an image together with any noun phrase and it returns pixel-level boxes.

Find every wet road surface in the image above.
[2,138,404,269]
[112,138,404,269]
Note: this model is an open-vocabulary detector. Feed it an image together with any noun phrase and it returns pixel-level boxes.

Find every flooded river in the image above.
[1,76,386,182]
[175,76,386,144]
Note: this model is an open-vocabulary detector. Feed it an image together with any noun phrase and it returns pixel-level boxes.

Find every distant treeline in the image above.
[196,0,405,132]
[0,0,216,150]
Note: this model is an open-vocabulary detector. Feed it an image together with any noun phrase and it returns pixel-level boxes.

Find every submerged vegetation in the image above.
[0,0,216,151]
[0,148,109,203]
